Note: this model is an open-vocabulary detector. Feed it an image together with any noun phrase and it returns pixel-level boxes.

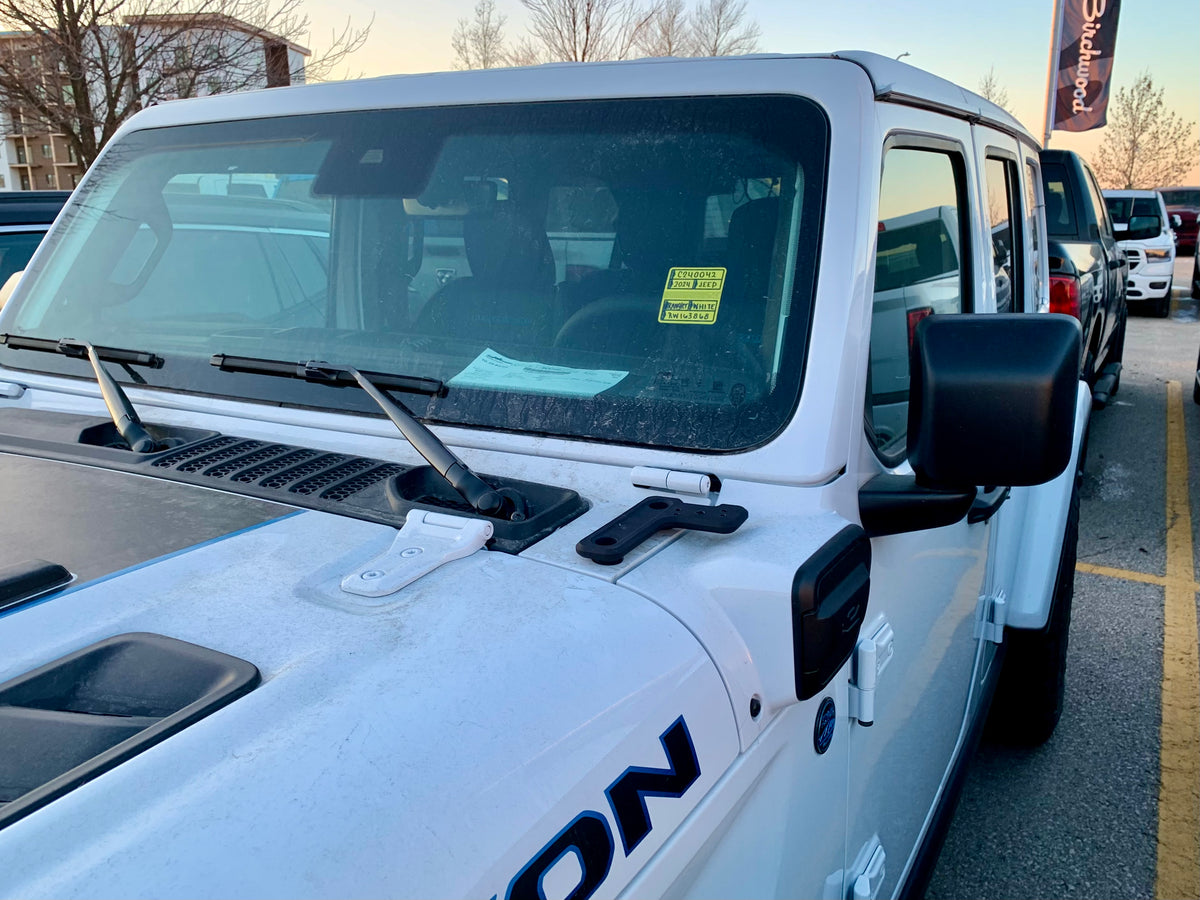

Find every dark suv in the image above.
[1040,150,1127,405]
[0,191,70,292]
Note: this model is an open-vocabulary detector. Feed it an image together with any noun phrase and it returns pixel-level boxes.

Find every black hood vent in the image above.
[0,409,588,554]
[152,438,396,501]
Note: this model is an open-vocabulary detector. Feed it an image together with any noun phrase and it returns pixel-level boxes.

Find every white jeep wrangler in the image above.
[0,51,1086,899]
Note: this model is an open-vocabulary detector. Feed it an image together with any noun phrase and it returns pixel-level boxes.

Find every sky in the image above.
[302,0,1200,183]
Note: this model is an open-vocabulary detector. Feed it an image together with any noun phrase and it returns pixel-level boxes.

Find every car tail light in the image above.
[1049,275,1081,319]
[907,306,933,348]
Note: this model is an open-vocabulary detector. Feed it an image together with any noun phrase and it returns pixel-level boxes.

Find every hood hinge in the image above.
[341,510,493,598]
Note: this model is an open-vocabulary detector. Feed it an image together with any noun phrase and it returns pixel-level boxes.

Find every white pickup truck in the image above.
[0,52,1086,899]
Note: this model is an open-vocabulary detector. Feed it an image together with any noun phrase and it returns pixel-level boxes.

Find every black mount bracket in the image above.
[576,496,748,566]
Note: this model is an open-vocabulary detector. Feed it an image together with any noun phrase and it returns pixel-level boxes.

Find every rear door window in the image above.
[1041,163,1076,237]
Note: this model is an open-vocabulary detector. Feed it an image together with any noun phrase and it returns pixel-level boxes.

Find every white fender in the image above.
[996,380,1092,629]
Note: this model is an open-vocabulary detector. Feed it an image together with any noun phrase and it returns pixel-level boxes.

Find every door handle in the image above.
[967,486,1010,524]
[1108,257,1123,270]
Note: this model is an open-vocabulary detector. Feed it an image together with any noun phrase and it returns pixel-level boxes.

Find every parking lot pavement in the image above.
[1172,253,1196,309]
[927,272,1200,899]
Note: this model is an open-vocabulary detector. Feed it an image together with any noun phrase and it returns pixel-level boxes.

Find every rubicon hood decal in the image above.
[0,452,292,593]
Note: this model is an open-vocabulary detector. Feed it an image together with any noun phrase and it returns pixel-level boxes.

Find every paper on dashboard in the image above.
[449,348,628,398]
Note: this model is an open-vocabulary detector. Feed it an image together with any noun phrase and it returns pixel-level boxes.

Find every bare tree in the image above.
[635,0,693,57]
[689,0,758,57]
[519,0,661,62]
[452,0,507,70]
[1092,71,1200,189]
[0,0,369,170]
[977,66,1011,112]
[505,36,545,67]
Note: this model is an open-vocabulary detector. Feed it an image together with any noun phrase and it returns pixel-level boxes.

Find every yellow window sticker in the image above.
[658,267,726,325]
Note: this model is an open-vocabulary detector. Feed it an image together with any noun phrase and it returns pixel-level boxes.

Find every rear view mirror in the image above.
[907,314,1081,488]
[1125,215,1162,241]
[1171,213,1182,229]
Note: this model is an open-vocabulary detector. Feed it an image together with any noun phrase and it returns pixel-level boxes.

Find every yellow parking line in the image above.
[1075,561,1200,593]
[1156,380,1200,900]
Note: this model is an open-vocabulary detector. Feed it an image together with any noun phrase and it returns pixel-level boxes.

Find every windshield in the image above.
[0,97,827,452]
[0,230,48,288]
[1160,189,1200,207]
[1105,196,1161,226]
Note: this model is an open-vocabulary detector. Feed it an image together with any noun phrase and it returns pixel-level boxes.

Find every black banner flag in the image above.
[1050,0,1123,133]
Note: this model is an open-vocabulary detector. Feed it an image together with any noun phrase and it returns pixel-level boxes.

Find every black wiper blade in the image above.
[209,354,525,521]
[210,353,445,397]
[1,334,162,453]
[1,334,164,368]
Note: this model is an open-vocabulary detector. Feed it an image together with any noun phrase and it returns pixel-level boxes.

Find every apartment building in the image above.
[0,17,308,192]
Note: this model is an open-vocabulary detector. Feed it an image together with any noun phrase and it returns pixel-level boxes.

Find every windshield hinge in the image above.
[630,466,716,496]
[341,510,493,598]
[975,591,1008,644]
[848,618,894,727]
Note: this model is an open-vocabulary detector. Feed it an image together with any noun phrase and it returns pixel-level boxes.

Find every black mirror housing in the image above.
[906,314,1081,488]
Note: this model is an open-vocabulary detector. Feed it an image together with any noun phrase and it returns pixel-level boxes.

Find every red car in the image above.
[1159,186,1199,255]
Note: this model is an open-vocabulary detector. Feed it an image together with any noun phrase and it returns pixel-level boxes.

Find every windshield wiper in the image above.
[209,353,527,521]
[1,334,163,453]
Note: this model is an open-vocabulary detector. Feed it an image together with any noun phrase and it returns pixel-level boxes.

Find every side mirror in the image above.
[1125,215,1162,241]
[1172,213,1183,229]
[859,314,1081,538]
[907,314,1081,488]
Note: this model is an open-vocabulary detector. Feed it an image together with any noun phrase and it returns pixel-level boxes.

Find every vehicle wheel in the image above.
[1153,287,1171,318]
[1107,310,1126,395]
[988,477,1079,745]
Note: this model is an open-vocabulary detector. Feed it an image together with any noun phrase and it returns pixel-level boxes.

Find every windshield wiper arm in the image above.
[1,334,163,453]
[209,353,525,521]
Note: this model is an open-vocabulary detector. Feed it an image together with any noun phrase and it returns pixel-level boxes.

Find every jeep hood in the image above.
[0,456,737,898]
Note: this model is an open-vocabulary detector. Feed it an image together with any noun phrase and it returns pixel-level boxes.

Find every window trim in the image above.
[983,147,1025,313]
[865,132,975,468]
[1022,155,1047,312]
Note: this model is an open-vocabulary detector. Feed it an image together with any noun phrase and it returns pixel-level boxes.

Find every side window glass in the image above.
[1024,160,1043,306]
[868,147,968,463]
[984,156,1024,313]
[1085,169,1112,237]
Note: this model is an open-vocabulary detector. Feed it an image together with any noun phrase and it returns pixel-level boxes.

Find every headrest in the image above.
[1045,190,1067,227]
[726,197,780,301]
[463,203,554,290]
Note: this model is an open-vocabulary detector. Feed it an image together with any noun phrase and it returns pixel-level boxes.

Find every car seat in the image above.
[722,196,779,350]
[1045,189,1068,230]
[414,202,557,350]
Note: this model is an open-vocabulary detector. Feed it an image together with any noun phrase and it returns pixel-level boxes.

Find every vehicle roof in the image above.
[0,191,70,226]
[112,51,1035,146]
[1102,189,1163,197]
